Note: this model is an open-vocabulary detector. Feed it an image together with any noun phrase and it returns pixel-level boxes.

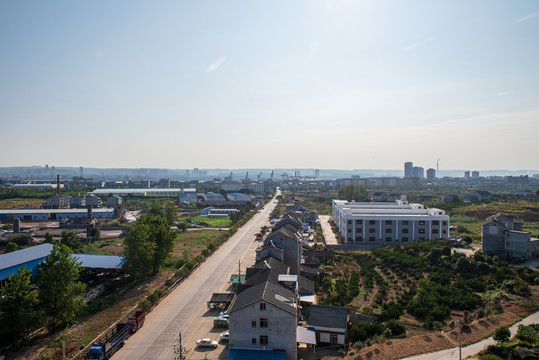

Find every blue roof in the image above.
[227,349,285,360]
[0,243,53,271]
[72,254,126,269]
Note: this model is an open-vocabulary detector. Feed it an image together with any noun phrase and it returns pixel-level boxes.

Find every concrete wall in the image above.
[482,223,506,255]
[230,301,297,360]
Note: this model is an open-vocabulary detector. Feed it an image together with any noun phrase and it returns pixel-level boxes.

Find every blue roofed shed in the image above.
[72,254,126,269]
[0,243,53,281]
[227,349,285,360]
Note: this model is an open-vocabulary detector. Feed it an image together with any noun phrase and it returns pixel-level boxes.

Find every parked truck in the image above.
[127,310,145,333]
[88,323,130,360]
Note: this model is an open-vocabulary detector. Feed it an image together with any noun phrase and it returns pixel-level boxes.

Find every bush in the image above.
[4,241,18,253]
[138,299,151,311]
[479,355,503,360]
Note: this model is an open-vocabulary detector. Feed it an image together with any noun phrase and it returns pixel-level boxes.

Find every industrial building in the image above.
[227,193,251,202]
[0,208,115,221]
[332,197,449,244]
[90,188,187,197]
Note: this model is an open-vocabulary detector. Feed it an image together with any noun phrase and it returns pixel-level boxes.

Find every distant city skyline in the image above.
[1,1,538,170]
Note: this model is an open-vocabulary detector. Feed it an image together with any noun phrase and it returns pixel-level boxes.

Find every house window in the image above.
[260,318,268,328]
[385,220,392,225]
[348,228,351,233]
[369,220,375,225]
[442,230,446,234]
[385,228,392,233]
[402,229,408,234]
[432,220,439,225]
[402,221,409,225]
[442,221,447,226]
[260,302,266,310]
[402,237,408,242]
[419,221,425,225]
[432,229,439,234]
[348,220,352,225]
[252,338,257,345]
[506,241,510,246]
[260,335,268,346]
[385,237,392,242]
[369,237,375,241]
[419,229,425,234]
[369,228,375,233]
[357,237,363,241]
[252,320,256,328]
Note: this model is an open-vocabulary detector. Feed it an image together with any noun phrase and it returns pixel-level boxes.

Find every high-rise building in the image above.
[412,166,424,179]
[472,171,479,178]
[79,167,83,177]
[464,171,470,178]
[426,168,436,181]
[404,162,413,177]
[315,169,320,178]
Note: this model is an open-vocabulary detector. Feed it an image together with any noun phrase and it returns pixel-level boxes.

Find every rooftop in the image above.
[0,243,54,271]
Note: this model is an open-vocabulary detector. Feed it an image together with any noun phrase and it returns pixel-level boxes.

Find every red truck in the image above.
[127,310,145,333]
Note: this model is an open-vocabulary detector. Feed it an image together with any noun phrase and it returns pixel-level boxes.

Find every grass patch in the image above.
[191,216,232,228]
[173,230,224,259]
[0,197,45,209]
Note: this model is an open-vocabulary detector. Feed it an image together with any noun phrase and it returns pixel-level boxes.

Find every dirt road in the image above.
[112,195,278,360]
[402,310,539,360]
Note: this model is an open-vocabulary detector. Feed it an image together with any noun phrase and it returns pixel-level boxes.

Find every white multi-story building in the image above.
[332,198,449,244]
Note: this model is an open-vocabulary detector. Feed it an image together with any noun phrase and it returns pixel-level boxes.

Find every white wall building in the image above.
[332,198,449,244]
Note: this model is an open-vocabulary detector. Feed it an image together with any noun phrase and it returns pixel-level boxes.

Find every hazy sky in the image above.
[1,1,538,170]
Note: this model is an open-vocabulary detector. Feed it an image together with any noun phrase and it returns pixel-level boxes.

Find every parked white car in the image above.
[196,338,218,348]
[220,332,229,341]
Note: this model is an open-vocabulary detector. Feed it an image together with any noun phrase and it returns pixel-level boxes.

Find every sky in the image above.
[1,0,538,171]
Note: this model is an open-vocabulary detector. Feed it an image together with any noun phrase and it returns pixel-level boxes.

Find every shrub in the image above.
[479,355,503,360]
[138,299,151,311]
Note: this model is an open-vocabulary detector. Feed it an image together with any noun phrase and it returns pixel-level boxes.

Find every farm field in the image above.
[316,240,539,360]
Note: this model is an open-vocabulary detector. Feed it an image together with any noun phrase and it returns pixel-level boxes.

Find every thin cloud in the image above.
[516,12,539,23]
[496,91,512,96]
[506,12,539,27]
[400,37,436,52]
[206,57,227,72]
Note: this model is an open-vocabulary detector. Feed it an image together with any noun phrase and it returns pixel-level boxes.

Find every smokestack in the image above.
[57,175,60,196]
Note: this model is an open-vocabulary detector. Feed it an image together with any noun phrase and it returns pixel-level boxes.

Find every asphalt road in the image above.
[112,194,279,360]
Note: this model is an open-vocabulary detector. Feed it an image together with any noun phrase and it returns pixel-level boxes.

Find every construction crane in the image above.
[270,170,274,179]
[257,172,262,180]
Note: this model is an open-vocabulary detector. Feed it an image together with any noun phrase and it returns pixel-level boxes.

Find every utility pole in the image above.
[174,331,186,360]
[458,319,462,360]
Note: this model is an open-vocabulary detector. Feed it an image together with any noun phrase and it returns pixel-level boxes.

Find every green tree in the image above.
[37,243,86,331]
[4,241,19,253]
[177,221,188,232]
[90,227,101,242]
[0,266,40,345]
[124,221,155,281]
[44,232,54,243]
[338,185,370,202]
[164,202,178,225]
[139,214,176,274]
[493,325,511,344]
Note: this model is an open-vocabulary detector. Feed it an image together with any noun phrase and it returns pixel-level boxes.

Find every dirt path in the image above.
[319,215,338,245]
[329,301,535,360]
